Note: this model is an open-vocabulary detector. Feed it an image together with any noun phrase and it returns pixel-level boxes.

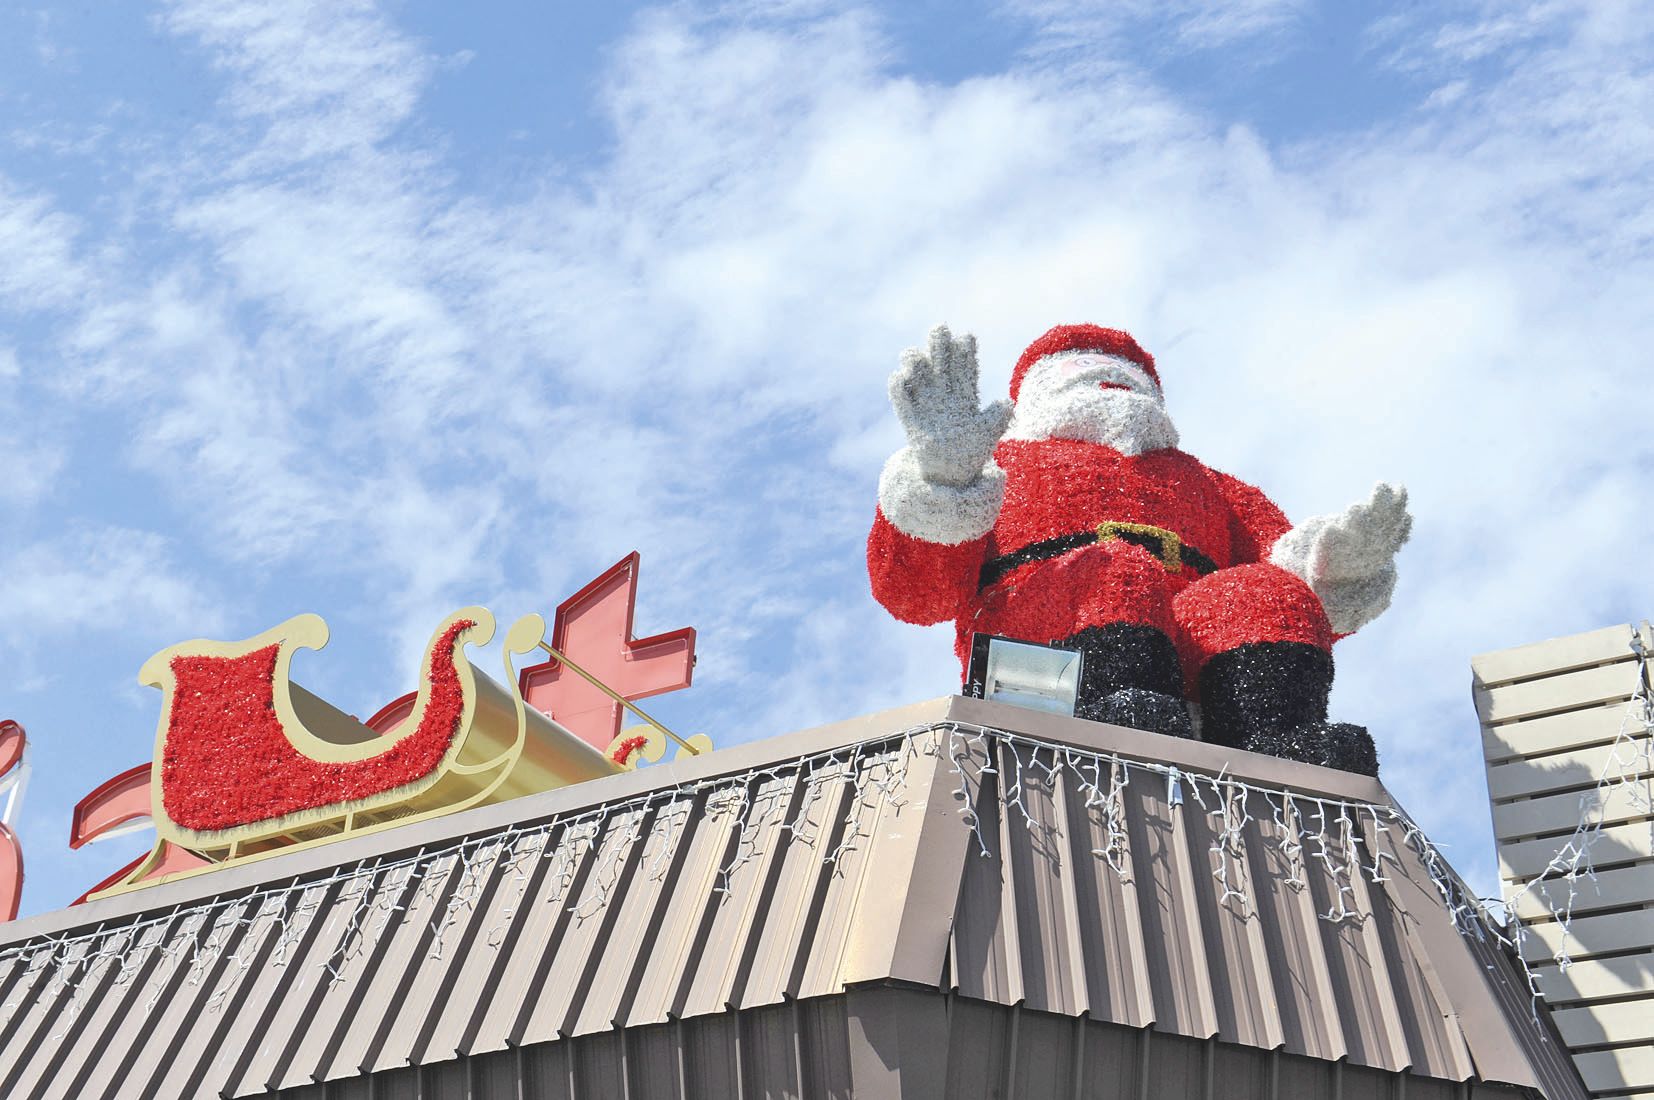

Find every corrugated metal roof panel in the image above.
[948,745,1023,1008]
[518,806,656,1046]
[119,905,264,1099]
[1365,868,1477,1081]
[445,827,577,1056]
[1244,798,1347,1062]
[1125,767,1219,1037]
[407,838,544,1069]
[1057,754,1155,1028]
[0,697,1591,1099]
[677,775,799,1021]
[249,877,386,1092]
[561,808,676,1038]
[369,849,515,1076]
[736,772,850,1009]
[793,752,915,1002]
[0,937,94,1097]
[1181,788,1285,1051]
[32,922,165,1100]
[468,819,605,1053]
[281,864,431,1078]
[1303,832,1410,1071]
[312,859,462,1080]
[1005,750,1089,1018]
[215,880,348,1095]
[618,787,744,1027]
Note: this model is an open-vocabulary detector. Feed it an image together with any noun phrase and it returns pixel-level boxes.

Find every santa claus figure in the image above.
[867,324,1411,775]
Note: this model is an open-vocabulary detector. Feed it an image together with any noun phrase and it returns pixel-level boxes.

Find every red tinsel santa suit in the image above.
[869,439,1333,687]
[866,324,1410,773]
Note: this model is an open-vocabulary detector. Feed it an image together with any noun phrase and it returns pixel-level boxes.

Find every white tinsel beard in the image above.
[1003,354,1179,455]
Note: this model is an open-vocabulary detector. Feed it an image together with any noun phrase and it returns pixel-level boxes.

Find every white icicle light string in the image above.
[4,699,1638,1031]
[1498,626,1654,978]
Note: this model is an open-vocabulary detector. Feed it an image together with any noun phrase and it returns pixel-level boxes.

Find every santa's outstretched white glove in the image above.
[1270,482,1413,634]
[879,325,1013,545]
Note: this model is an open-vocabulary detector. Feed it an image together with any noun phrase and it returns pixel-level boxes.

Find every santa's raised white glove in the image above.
[1270,482,1413,634]
[878,325,1013,545]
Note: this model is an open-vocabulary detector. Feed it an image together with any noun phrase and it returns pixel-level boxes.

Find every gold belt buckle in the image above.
[1096,521,1183,573]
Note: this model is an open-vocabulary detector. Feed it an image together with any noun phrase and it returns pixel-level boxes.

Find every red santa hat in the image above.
[1009,324,1159,402]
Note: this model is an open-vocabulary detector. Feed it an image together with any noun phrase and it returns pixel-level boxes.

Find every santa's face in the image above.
[1003,351,1179,454]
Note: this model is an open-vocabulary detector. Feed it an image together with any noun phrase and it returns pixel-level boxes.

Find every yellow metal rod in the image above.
[535,641,701,755]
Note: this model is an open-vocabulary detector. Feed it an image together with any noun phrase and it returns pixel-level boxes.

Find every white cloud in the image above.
[158,0,433,165]
[1006,0,1309,53]
[0,347,65,507]
[174,175,473,407]
[0,435,63,509]
[0,526,222,689]
[0,176,88,311]
[1365,0,1654,255]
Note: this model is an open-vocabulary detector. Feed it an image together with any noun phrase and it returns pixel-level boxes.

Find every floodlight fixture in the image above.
[965,633,1084,717]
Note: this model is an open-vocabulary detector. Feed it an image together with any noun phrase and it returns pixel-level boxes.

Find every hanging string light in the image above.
[9,708,1641,1031]
[1498,627,1654,980]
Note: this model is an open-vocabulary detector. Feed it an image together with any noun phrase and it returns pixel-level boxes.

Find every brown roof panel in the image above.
[1363,868,1478,1081]
[0,938,95,1097]
[1181,788,1286,1051]
[676,775,800,1021]
[284,864,433,1080]
[1054,754,1156,1028]
[310,859,463,1080]
[249,878,391,1092]
[1002,747,1090,1018]
[32,922,171,1100]
[948,747,1024,1009]
[734,770,852,1009]
[117,905,267,1099]
[521,806,662,1045]
[1127,768,1219,1037]
[616,787,744,1028]
[1304,829,1411,1072]
[1197,790,1296,1045]
[793,751,917,1001]
[212,880,348,1095]
[444,827,578,1057]
[558,811,672,1038]
[0,939,64,1073]
[372,849,518,1075]
[1244,798,1348,1062]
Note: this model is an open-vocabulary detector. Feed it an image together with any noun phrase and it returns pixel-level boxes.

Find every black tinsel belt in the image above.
[978,521,1220,591]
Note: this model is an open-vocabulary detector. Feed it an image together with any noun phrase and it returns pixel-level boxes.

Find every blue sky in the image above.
[1,0,1649,917]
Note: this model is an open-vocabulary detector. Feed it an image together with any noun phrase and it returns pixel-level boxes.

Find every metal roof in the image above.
[0,696,1588,1100]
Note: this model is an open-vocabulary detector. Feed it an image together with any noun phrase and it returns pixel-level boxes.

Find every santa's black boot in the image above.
[1198,642,1378,776]
[1063,623,1193,739]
